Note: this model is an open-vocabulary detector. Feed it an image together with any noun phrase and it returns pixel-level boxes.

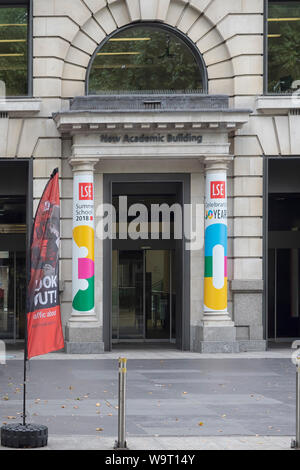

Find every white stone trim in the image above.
[256,96,300,115]
[0,99,41,116]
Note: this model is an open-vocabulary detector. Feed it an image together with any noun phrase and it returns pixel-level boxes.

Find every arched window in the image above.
[87,23,207,94]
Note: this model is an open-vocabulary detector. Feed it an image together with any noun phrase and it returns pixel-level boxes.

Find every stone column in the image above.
[65,158,104,353]
[199,158,238,353]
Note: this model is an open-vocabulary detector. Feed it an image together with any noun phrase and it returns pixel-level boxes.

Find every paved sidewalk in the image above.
[0,346,297,451]
[0,435,294,451]
[3,344,294,361]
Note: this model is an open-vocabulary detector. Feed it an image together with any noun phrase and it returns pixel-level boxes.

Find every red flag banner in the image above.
[27,168,64,359]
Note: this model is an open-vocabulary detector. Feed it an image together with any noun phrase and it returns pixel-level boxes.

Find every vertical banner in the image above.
[27,169,64,359]
[72,173,95,314]
[204,172,227,312]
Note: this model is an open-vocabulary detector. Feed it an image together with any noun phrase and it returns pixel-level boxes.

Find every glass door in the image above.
[113,250,144,339]
[0,251,14,339]
[0,251,26,341]
[16,252,26,340]
[145,250,172,340]
[268,248,300,340]
[112,249,175,342]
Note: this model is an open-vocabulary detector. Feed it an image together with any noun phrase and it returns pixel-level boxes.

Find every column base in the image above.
[195,340,267,353]
[192,324,267,353]
[193,320,238,353]
[238,340,267,352]
[65,341,104,354]
[65,321,104,354]
[197,341,240,354]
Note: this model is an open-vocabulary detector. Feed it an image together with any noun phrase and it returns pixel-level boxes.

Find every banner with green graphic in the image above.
[72,174,95,313]
[204,172,227,312]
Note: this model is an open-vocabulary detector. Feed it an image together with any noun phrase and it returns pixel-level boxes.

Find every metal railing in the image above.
[291,343,300,449]
[115,357,128,450]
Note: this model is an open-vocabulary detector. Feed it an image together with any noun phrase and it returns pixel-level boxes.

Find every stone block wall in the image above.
[30,0,267,339]
[2,0,299,348]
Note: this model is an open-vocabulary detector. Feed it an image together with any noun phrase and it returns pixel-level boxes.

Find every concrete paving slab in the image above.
[0,354,297,449]
[0,435,294,451]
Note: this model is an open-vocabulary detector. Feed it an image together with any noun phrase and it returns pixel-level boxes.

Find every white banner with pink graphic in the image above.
[72,174,95,314]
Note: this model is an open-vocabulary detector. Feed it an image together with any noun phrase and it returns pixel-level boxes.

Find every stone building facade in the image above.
[0,0,299,353]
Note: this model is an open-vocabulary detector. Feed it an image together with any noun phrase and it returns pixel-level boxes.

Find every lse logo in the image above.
[211,181,225,199]
[79,183,93,201]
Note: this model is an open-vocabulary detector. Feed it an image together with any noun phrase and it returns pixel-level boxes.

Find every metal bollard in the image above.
[115,357,127,449]
[291,344,300,449]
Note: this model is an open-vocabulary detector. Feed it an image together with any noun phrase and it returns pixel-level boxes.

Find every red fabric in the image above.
[27,306,64,359]
[27,170,64,359]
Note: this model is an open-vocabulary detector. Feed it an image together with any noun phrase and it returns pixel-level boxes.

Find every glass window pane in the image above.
[0,196,26,225]
[118,251,144,339]
[16,251,26,340]
[89,25,203,93]
[0,252,15,339]
[0,6,28,96]
[268,1,300,93]
[145,250,171,340]
[112,249,119,339]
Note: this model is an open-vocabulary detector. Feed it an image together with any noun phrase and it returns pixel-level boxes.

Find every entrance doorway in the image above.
[0,161,31,342]
[267,159,300,343]
[103,175,191,351]
[112,249,175,342]
[268,247,300,340]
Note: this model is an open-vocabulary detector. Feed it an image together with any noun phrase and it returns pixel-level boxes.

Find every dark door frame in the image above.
[112,247,175,342]
[103,173,191,351]
[264,156,300,344]
[0,159,32,341]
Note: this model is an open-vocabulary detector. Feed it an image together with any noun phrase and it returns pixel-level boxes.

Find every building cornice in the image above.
[0,98,41,117]
[53,93,252,136]
[256,95,300,115]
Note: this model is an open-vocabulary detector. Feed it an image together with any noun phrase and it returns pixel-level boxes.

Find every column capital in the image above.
[203,155,233,173]
[69,157,99,173]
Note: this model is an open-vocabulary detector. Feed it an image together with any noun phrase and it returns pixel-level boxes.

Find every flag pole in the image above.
[1,168,62,448]
[22,168,58,426]
[22,183,31,428]
[22,320,28,426]
[23,192,32,427]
